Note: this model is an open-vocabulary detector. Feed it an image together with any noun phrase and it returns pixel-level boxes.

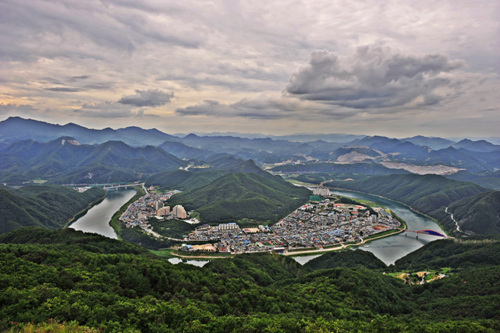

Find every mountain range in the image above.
[2,117,500,178]
[0,137,185,184]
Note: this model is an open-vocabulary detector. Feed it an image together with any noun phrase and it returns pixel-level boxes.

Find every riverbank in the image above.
[329,186,448,237]
[64,192,107,228]
[109,186,146,240]
[164,222,407,260]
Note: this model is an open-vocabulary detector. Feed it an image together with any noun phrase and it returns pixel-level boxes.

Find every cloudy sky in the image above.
[1,0,499,137]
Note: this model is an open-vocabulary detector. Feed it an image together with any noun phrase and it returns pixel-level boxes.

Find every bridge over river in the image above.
[65,182,142,191]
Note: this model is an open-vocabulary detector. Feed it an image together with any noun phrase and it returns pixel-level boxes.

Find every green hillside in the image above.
[0,228,498,332]
[394,236,500,270]
[438,191,500,235]
[304,249,387,271]
[145,157,272,191]
[271,162,409,177]
[168,172,311,224]
[326,174,489,234]
[0,186,105,233]
[145,169,227,191]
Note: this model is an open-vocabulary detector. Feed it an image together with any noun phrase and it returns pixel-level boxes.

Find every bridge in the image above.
[101,183,141,191]
[405,229,447,239]
[65,182,142,191]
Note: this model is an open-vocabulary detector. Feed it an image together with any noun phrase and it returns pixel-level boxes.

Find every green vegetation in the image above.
[108,186,146,239]
[145,169,226,191]
[393,236,500,270]
[168,172,311,225]
[0,138,185,185]
[304,250,387,270]
[448,170,500,190]
[109,187,180,250]
[149,218,195,239]
[434,190,500,235]
[326,174,488,235]
[272,163,409,178]
[0,185,105,234]
[1,227,499,332]
[8,319,102,333]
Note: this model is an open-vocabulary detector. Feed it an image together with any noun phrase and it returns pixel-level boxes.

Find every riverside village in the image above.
[118,185,403,255]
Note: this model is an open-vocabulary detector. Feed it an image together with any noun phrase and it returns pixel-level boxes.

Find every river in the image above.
[68,187,445,267]
[294,190,446,266]
[69,189,136,239]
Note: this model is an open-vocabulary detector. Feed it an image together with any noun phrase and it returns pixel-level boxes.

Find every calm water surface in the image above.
[293,190,446,266]
[168,258,210,267]
[69,189,136,239]
[70,188,445,267]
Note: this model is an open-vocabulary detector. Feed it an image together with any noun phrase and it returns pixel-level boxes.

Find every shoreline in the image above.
[328,186,449,237]
[64,192,108,228]
[109,186,146,240]
[171,227,406,259]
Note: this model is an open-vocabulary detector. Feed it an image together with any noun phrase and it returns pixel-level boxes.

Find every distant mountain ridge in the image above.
[0,116,177,146]
[0,137,185,184]
[2,117,500,186]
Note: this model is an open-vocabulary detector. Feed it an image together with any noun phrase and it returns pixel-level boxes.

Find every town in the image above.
[120,186,402,254]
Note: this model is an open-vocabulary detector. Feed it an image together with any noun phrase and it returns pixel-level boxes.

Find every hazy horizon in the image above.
[1,1,499,138]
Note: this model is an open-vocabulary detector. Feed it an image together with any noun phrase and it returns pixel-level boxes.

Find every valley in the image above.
[1,117,499,332]
[2,3,499,331]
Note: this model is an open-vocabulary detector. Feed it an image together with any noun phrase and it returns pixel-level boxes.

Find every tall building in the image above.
[313,187,330,197]
[173,205,187,219]
[157,206,170,216]
[154,201,164,210]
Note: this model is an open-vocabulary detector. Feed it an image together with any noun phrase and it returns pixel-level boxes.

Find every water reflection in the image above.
[168,258,210,267]
[69,189,136,239]
[293,190,446,265]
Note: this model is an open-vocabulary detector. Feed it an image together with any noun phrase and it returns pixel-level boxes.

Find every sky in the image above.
[1,0,499,138]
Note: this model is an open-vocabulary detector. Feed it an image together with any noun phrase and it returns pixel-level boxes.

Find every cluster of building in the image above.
[120,189,192,232]
[182,197,400,254]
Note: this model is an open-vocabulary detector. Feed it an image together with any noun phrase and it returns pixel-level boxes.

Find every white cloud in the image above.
[0,0,498,136]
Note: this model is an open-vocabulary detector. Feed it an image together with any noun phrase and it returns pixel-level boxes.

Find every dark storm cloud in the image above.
[285,45,466,109]
[118,89,174,107]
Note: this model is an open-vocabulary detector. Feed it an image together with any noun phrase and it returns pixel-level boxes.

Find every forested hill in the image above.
[0,227,499,332]
[0,185,105,233]
[304,249,388,271]
[326,174,489,234]
[168,172,311,224]
[145,156,269,191]
[394,236,500,270]
[433,191,500,235]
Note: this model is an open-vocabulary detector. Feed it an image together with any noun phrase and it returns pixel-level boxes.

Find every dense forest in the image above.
[0,227,499,332]
[168,172,311,224]
[0,185,105,233]
[433,191,500,235]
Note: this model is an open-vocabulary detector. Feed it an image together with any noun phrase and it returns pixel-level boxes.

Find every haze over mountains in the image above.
[1,117,499,174]
[1,116,499,237]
